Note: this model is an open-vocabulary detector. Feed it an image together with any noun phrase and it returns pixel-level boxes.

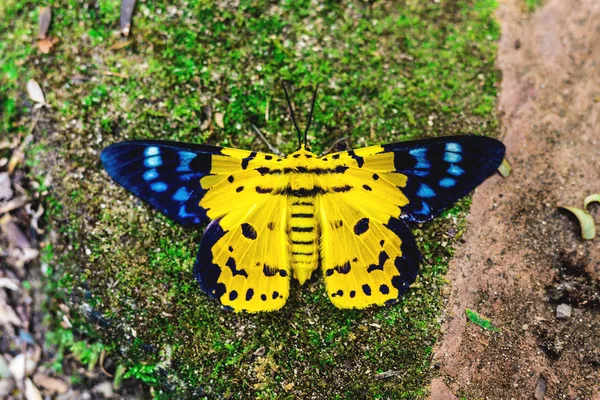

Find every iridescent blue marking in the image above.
[445,142,461,153]
[144,146,160,157]
[415,161,430,169]
[173,187,190,201]
[443,152,462,163]
[447,164,464,176]
[409,148,427,157]
[439,177,456,187]
[150,181,168,192]
[412,170,429,177]
[177,151,197,172]
[178,204,198,220]
[416,201,431,215]
[145,155,163,168]
[143,169,158,181]
[417,183,435,198]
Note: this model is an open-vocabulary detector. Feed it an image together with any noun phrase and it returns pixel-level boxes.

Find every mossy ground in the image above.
[1,0,499,397]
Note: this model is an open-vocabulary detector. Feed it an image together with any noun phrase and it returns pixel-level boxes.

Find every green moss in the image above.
[1,0,500,397]
[525,0,542,11]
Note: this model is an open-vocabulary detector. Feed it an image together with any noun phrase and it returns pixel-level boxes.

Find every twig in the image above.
[251,124,281,155]
[322,136,350,155]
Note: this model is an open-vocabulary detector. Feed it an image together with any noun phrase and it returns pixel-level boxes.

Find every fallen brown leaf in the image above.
[38,7,51,39]
[33,374,69,395]
[0,215,31,248]
[24,378,43,400]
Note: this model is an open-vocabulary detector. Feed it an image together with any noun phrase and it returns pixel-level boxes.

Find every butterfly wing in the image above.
[102,140,290,312]
[194,195,290,312]
[319,135,504,308]
[379,135,505,222]
[318,194,420,309]
[100,140,223,225]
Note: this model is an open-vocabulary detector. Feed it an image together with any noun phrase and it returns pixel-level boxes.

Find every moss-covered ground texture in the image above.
[1,0,499,397]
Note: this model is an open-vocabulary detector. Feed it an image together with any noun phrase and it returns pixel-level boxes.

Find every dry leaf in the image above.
[37,37,59,54]
[24,378,43,400]
[215,112,225,128]
[110,40,133,50]
[33,374,69,395]
[0,296,21,327]
[0,196,28,214]
[0,173,13,201]
[26,80,46,106]
[0,278,19,291]
[0,215,31,248]
[583,193,600,211]
[8,354,36,380]
[560,206,596,240]
[38,7,51,39]
[120,0,137,36]
[497,158,511,178]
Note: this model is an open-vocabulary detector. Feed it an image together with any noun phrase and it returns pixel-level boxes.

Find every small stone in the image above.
[93,381,113,398]
[0,173,13,201]
[430,378,458,400]
[556,304,572,319]
[0,378,15,397]
[534,375,547,400]
[0,355,11,378]
[8,354,37,380]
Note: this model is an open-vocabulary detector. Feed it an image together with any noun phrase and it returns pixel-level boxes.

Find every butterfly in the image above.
[100,85,505,313]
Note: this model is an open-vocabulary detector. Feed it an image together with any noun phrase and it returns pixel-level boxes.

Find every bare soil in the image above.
[432,0,600,398]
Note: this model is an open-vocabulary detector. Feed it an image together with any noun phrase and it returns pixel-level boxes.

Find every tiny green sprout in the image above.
[465,308,501,332]
[559,193,599,240]
[497,158,511,178]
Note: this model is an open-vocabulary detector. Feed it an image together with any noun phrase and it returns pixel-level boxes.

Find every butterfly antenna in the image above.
[281,81,303,148]
[303,84,319,147]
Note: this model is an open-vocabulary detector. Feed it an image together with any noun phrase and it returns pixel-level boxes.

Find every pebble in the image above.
[0,355,11,379]
[534,375,547,400]
[9,354,37,380]
[93,381,114,398]
[556,304,572,319]
[0,378,15,397]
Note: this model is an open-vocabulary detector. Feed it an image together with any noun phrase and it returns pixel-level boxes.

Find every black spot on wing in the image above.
[332,185,352,193]
[367,251,389,273]
[267,222,275,230]
[229,290,238,301]
[241,223,257,240]
[226,257,248,278]
[353,218,370,235]
[241,151,257,169]
[347,150,364,167]
[380,284,390,294]
[263,264,277,277]
[362,284,372,296]
[245,289,254,301]
[227,175,234,183]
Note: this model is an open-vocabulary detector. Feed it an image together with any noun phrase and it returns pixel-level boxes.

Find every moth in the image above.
[101,85,505,313]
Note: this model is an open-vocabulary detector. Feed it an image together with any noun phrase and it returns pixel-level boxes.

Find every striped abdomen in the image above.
[288,196,319,284]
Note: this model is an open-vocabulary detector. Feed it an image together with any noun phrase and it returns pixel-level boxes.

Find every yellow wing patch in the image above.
[197,196,291,312]
[318,189,419,309]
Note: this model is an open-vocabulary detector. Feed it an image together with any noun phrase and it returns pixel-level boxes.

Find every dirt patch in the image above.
[432,0,600,398]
